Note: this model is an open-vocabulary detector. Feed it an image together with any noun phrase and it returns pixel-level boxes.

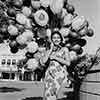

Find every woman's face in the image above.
[52,33,61,46]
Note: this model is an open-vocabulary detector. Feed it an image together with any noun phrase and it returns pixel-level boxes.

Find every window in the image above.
[12,59,16,65]
[1,59,6,65]
[7,59,11,65]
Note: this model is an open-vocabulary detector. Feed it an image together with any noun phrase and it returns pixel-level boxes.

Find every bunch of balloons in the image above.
[0,0,94,63]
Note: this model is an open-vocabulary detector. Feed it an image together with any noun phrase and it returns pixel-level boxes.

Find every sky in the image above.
[69,0,100,54]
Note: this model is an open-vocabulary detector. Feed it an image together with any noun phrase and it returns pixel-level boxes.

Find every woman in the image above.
[40,31,71,100]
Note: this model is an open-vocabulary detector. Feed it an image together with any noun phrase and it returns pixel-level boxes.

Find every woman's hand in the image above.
[40,43,54,65]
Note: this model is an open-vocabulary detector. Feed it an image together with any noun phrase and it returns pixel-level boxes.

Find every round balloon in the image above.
[7,8,16,17]
[22,6,32,17]
[63,14,73,26]
[60,8,68,18]
[59,27,70,38]
[22,30,34,41]
[78,26,88,37]
[66,4,75,14]
[10,47,19,54]
[13,0,23,9]
[9,40,18,48]
[0,25,8,35]
[26,41,38,53]
[69,31,79,38]
[40,0,51,8]
[37,28,47,38]
[27,58,39,70]
[76,47,83,55]
[72,44,81,52]
[46,28,51,38]
[16,13,27,25]
[76,39,87,47]
[87,28,94,37]
[50,0,64,14]
[8,24,18,36]
[16,35,27,45]
[34,9,49,26]
[31,0,40,9]
[70,50,78,61]
[65,43,72,49]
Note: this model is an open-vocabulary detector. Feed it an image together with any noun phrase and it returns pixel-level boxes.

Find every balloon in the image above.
[60,8,68,18]
[37,28,47,38]
[22,30,34,41]
[72,16,88,32]
[34,9,49,27]
[10,47,19,54]
[13,0,23,9]
[87,28,94,37]
[8,24,18,36]
[26,41,38,53]
[59,27,70,38]
[70,51,78,61]
[7,8,16,17]
[63,14,73,26]
[31,0,40,9]
[76,47,83,55]
[23,0,31,7]
[50,0,64,14]
[27,58,39,70]
[76,39,87,47]
[0,25,8,35]
[22,6,32,17]
[65,43,72,49]
[9,40,18,48]
[16,35,27,45]
[72,44,81,52]
[69,31,79,38]
[46,28,51,38]
[66,4,75,14]
[16,13,27,25]
[40,0,51,8]
[78,26,88,37]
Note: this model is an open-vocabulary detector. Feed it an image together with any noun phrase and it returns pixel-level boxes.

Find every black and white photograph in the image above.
[0,0,99,100]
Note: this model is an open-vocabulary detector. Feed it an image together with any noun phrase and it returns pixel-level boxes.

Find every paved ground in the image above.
[0,80,44,100]
[0,80,74,100]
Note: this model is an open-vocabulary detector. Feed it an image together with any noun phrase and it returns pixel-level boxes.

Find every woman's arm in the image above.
[51,47,70,66]
[40,43,54,65]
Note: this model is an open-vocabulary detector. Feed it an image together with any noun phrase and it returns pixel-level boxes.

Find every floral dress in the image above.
[43,47,71,100]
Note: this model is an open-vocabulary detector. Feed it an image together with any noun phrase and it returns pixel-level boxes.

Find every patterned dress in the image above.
[43,47,70,100]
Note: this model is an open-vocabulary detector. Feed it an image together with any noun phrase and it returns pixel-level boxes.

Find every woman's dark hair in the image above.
[51,31,64,46]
